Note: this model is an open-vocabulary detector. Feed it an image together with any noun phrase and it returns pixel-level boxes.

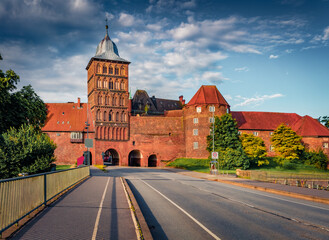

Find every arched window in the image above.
[109,111,112,121]
[121,67,125,76]
[98,95,102,105]
[109,66,113,75]
[112,127,116,140]
[115,80,119,89]
[96,64,101,73]
[112,96,116,106]
[96,109,100,120]
[115,68,119,75]
[105,96,108,105]
[109,80,113,89]
[120,81,124,90]
[123,128,126,140]
[116,128,119,140]
[103,80,106,88]
[97,78,101,88]
[121,112,125,122]
[104,111,107,121]
[116,112,119,121]
[122,97,125,106]
[103,65,107,74]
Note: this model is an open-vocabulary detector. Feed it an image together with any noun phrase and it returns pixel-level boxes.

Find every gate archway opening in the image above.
[129,150,141,167]
[148,154,157,167]
[104,149,119,165]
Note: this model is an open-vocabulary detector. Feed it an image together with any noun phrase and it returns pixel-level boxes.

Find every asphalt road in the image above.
[109,167,329,240]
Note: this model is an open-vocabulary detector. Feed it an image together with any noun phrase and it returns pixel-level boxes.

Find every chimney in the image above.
[179,95,185,105]
[77,97,81,108]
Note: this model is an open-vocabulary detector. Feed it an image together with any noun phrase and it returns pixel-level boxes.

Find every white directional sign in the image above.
[211,151,219,159]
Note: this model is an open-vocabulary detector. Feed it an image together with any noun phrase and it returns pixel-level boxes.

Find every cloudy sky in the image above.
[0,0,328,118]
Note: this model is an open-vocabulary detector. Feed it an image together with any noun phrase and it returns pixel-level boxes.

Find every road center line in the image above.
[141,179,222,240]
[92,177,110,240]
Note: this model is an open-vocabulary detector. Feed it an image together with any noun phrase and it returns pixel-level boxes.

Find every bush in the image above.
[218,148,250,170]
[303,149,328,170]
[0,124,56,179]
[282,160,297,170]
[240,133,268,167]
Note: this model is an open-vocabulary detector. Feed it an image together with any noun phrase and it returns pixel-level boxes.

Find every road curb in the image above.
[164,168,329,205]
[121,177,153,240]
[215,178,329,205]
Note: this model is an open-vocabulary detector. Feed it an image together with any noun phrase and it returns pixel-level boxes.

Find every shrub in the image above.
[240,133,268,167]
[303,149,328,170]
[218,148,250,170]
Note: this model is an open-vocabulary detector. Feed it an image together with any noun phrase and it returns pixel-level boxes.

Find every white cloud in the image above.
[234,66,249,72]
[234,94,284,107]
[269,54,279,59]
[322,26,329,41]
[118,13,137,27]
[201,71,229,84]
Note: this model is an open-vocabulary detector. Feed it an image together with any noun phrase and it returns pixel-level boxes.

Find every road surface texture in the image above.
[10,169,137,240]
[109,167,329,240]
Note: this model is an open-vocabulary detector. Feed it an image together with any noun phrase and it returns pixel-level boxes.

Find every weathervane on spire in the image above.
[105,18,109,36]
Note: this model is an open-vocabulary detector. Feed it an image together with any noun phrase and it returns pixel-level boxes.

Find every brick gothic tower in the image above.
[86,24,130,141]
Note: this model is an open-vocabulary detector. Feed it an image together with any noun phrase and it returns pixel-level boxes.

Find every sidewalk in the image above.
[10,168,137,240]
[164,167,329,205]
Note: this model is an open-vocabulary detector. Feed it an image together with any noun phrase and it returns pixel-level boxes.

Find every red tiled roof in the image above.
[231,111,302,131]
[291,115,329,137]
[42,101,94,132]
[187,85,229,107]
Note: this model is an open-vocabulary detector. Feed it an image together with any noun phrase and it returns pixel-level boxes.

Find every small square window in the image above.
[253,131,258,136]
[193,142,198,149]
[193,129,198,136]
[196,107,201,113]
[209,106,215,112]
[193,118,198,124]
[209,117,214,123]
[323,142,328,149]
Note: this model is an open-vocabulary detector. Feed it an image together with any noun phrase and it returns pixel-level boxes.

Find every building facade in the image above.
[42,26,329,166]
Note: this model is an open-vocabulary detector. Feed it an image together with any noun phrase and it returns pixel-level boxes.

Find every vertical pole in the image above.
[44,174,47,206]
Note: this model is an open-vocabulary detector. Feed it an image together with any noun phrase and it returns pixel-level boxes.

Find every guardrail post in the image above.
[44,174,47,206]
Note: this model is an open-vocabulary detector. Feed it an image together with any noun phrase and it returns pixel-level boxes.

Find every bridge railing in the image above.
[0,166,90,235]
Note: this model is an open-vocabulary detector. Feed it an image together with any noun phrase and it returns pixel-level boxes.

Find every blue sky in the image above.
[0,0,328,118]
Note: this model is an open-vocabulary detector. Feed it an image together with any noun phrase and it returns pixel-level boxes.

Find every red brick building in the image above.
[42,26,329,166]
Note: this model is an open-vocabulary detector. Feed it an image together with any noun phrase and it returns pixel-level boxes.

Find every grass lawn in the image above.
[56,165,73,171]
[167,158,236,174]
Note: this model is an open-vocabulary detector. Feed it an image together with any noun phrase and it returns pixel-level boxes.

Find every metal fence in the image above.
[0,166,90,234]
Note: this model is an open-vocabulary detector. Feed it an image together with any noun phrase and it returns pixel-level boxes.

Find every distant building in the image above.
[42,25,329,166]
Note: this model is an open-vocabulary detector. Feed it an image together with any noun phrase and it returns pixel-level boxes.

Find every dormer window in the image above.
[196,107,201,113]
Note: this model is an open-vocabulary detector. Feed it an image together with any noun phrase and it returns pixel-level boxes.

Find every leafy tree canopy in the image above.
[0,124,56,179]
[270,123,304,163]
[207,113,249,170]
[240,133,268,166]
[319,116,329,128]
[0,56,47,133]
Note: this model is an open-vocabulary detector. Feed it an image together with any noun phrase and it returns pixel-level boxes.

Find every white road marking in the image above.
[92,177,110,240]
[141,179,222,240]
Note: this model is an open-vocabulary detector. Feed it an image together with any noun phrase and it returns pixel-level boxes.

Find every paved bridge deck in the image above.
[10,168,137,240]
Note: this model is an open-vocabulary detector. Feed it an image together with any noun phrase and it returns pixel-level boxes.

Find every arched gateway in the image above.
[104,149,119,165]
[128,150,142,167]
[148,154,157,167]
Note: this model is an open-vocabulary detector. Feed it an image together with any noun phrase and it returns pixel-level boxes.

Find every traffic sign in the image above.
[211,151,218,159]
[85,138,93,148]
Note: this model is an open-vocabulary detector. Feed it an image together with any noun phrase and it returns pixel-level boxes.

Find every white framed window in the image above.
[70,132,83,139]
[270,145,274,152]
[193,142,198,149]
[193,129,198,136]
[238,131,241,135]
[196,107,201,113]
[253,131,259,136]
[270,132,274,136]
[209,106,215,112]
[209,117,214,123]
[193,118,199,124]
[323,142,328,149]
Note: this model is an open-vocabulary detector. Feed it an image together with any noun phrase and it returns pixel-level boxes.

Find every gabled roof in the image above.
[231,111,302,131]
[187,85,229,107]
[292,115,329,137]
[42,101,94,132]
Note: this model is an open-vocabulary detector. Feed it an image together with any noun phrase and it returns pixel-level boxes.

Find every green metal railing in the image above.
[0,166,90,235]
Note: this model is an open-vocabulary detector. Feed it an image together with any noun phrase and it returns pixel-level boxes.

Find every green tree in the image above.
[319,116,329,128]
[0,124,56,179]
[207,113,250,169]
[270,123,304,164]
[0,56,47,133]
[240,133,268,166]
